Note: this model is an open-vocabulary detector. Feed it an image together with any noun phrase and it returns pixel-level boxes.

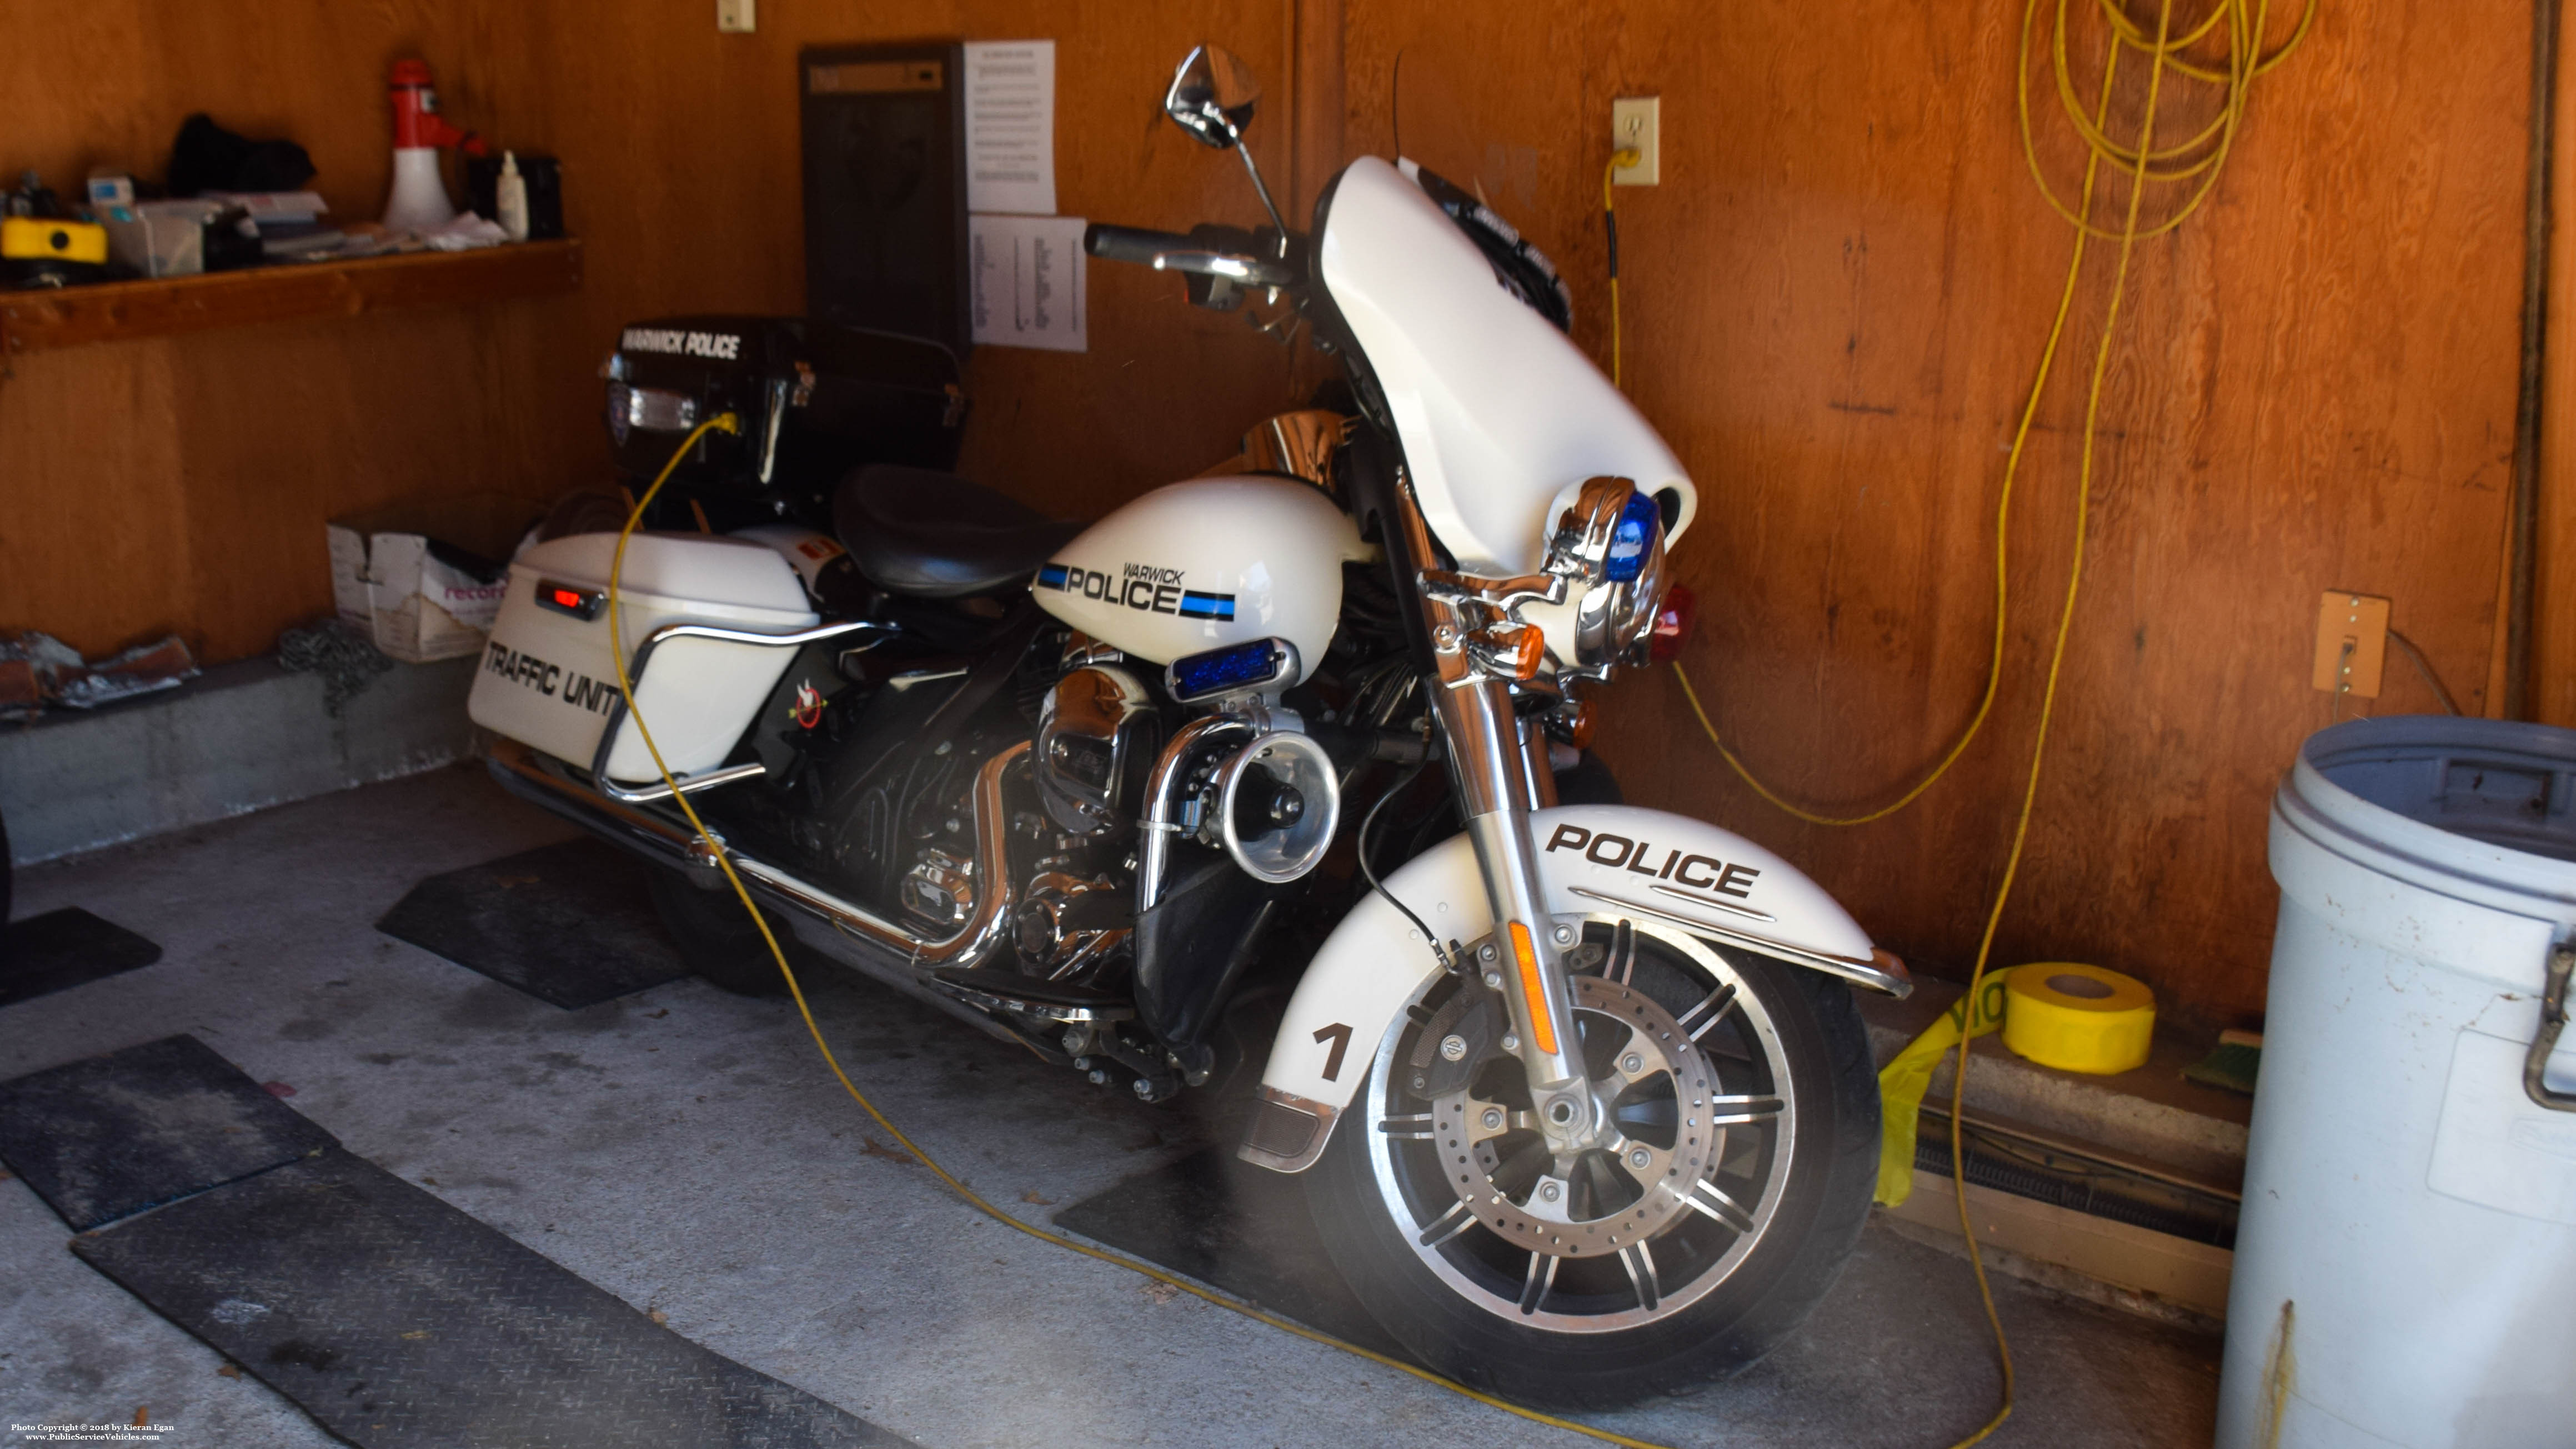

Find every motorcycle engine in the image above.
[1014,869,1130,977]
[1012,636,1344,991]
[1034,664,1160,835]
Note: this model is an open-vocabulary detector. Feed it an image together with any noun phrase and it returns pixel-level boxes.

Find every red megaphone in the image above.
[382,59,489,233]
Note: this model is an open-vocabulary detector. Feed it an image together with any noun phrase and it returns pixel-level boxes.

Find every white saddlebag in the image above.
[468,533,819,783]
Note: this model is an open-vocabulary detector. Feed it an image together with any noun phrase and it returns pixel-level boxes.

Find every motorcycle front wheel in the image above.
[1304,916,1879,1408]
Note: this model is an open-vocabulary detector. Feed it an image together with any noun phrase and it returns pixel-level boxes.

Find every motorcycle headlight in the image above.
[1537,478,1666,677]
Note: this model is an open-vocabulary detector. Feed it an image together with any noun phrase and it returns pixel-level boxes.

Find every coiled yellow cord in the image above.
[605,421,1673,1447]
[2027,0,2318,240]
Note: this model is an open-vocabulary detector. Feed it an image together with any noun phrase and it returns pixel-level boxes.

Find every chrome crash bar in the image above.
[589,618,892,804]
[495,733,1026,972]
[1136,714,1257,912]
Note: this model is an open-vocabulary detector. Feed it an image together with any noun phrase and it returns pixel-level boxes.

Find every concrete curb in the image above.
[1861,977,2252,1187]
[0,654,477,866]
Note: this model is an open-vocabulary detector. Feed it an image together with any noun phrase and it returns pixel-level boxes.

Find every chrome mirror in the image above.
[1165,45,1261,149]
[1164,45,1291,244]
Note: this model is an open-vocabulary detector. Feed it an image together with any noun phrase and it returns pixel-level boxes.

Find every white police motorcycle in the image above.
[471,44,1902,1406]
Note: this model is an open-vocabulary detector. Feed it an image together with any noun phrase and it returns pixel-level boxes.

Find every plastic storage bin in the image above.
[468,533,816,783]
[2219,716,2576,1448]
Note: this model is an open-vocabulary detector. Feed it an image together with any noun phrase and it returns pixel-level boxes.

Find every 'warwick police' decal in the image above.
[1038,561,1236,621]
[620,327,743,360]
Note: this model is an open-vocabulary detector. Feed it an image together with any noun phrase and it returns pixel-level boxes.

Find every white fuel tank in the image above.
[1032,476,1368,679]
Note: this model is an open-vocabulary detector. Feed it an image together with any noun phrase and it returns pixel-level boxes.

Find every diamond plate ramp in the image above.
[0,1034,335,1231]
[377,838,688,1010]
[73,1149,910,1449]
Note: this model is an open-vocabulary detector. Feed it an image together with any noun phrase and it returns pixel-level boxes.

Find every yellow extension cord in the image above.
[1604,148,1640,389]
[1631,2,2314,1445]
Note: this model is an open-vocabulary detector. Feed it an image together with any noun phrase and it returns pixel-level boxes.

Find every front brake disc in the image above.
[1427,974,1721,1259]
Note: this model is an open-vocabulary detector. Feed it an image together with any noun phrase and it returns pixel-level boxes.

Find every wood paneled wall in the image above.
[0,0,2549,1019]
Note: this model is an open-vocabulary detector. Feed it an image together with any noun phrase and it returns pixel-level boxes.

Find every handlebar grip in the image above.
[1085,223,1200,265]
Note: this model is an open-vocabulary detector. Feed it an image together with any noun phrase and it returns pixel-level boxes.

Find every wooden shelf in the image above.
[0,238,583,353]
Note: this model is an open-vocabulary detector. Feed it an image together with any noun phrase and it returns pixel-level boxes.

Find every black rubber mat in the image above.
[72,1148,912,1449]
[1053,1146,1411,1361]
[0,1034,335,1231]
[376,838,689,1009]
[1,906,164,1008]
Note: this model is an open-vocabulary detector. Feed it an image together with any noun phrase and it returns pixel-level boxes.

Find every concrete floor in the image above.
[0,765,2222,1447]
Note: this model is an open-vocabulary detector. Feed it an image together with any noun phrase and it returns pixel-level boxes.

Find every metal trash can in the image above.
[2219,717,2576,1448]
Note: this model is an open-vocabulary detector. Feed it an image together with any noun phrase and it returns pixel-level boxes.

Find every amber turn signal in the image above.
[1508,920,1558,1055]
[1469,621,1547,680]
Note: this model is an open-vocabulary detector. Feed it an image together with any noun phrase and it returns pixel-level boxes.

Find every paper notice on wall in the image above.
[970,214,1087,352]
[964,40,1056,215]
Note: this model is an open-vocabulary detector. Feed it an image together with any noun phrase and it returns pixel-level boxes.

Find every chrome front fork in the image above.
[1435,682,1593,1130]
[1399,490,1596,1152]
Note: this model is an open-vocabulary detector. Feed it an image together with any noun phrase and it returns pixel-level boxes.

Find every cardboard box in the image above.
[327,494,545,664]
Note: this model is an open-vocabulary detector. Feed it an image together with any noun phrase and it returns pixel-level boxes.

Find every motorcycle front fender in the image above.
[1237,804,1908,1173]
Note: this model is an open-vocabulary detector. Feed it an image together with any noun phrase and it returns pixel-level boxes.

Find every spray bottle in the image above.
[495,152,529,241]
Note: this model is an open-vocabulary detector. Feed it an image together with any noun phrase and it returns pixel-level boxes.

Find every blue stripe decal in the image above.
[1036,563,1070,590]
[1177,591,1236,621]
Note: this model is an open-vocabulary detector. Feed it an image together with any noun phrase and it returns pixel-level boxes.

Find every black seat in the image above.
[834,464,1082,599]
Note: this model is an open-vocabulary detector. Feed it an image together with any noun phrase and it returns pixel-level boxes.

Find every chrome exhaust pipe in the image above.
[1136,715,1254,911]
[486,736,1036,1045]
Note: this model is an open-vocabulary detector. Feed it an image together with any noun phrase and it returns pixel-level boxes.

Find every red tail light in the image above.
[1650,583,1695,663]
[534,579,605,621]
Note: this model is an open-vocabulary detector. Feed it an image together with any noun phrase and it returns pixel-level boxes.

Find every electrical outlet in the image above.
[1612,97,1661,185]
[716,0,755,33]
[2311,591,2390,699]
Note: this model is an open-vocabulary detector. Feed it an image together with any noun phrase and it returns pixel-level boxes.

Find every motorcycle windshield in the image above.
[1314,156,1697,575]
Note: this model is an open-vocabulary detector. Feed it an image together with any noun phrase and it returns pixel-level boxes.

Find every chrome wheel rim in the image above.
[1361,916,1797,1332]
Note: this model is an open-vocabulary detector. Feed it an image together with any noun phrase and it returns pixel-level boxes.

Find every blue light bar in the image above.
[1167,638,1295,703]
[1605,490,1661,584]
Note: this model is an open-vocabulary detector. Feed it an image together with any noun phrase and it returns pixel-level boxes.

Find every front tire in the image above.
[1304,920,1878,1408]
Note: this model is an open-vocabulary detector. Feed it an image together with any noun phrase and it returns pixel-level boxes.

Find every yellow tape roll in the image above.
[2001,962,2154,1075]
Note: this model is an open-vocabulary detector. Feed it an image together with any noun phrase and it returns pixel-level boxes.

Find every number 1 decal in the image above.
[1314,1022,1354,1081]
